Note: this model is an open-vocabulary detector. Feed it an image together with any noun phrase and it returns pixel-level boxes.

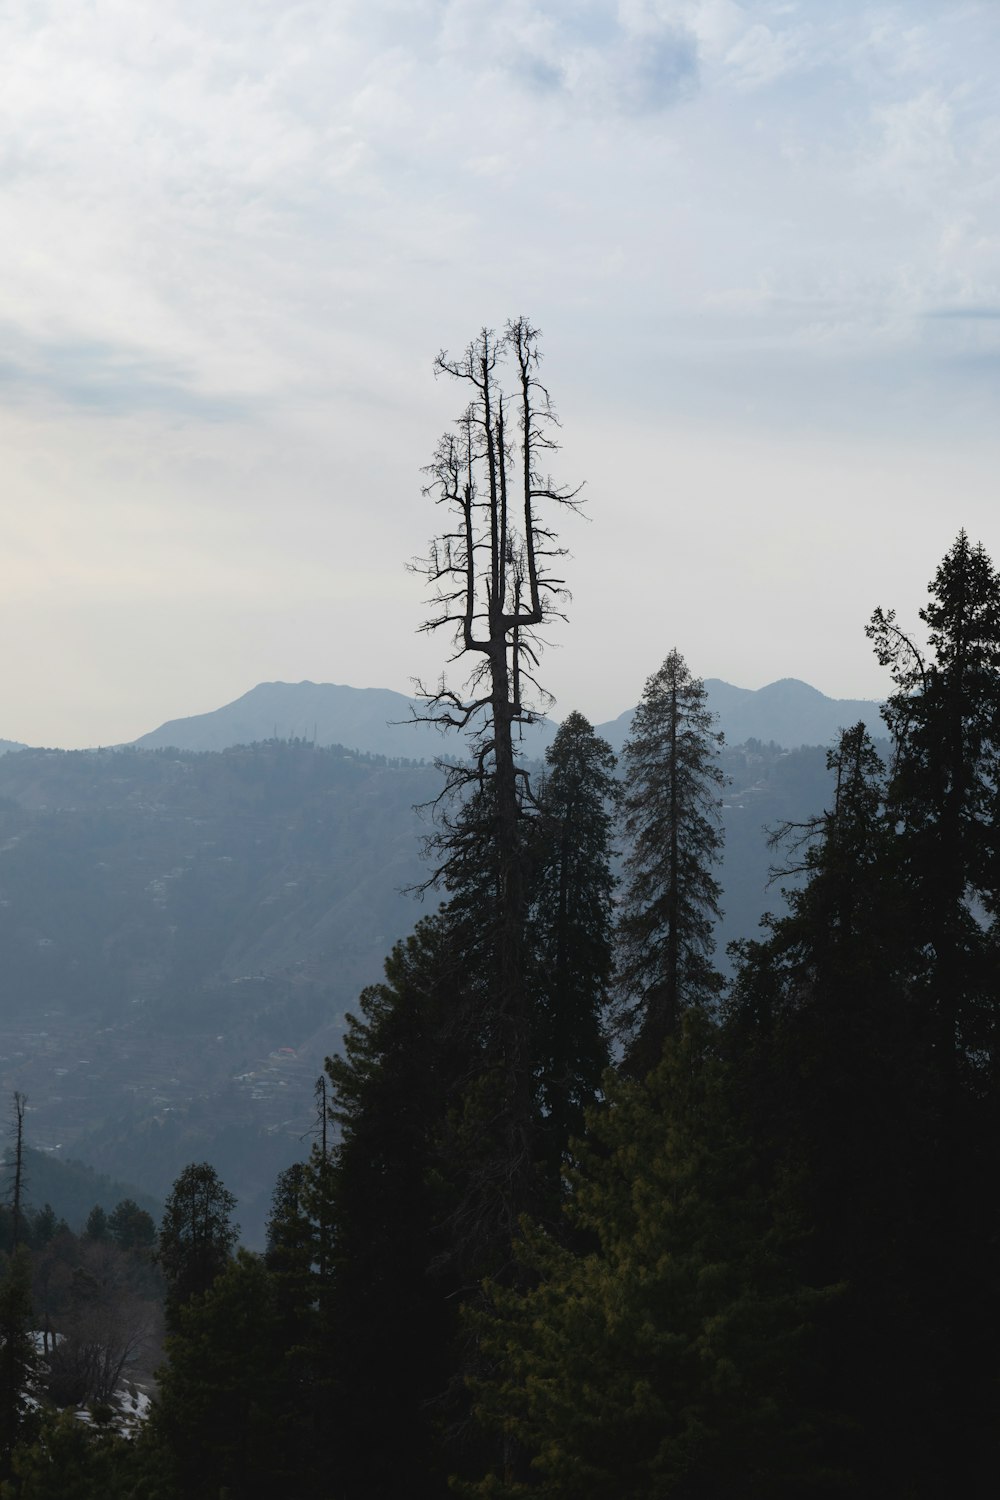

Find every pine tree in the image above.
[157,1163,238,1330]
[0,1248,39,1481]
[868,529,1000,1068]
[728,721,897,1023]
[726,672,1000,1492]
[529,711,616,1187]
[265,1161,323,1411]
[106,1199,156,1253]
[865,532,1000,1488]
[724,724,927,1490]
[148,1250,286,1500]
[616,650,725,1071]
[323,915,468,1499]
[462,1015,835,1499]
[3,1408,137,1500]
[265,1163,315,1307]
[83,1205,108,1241]
[316,714,619,1494]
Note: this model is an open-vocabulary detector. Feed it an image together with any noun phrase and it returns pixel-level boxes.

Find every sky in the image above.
[2,0,999,748]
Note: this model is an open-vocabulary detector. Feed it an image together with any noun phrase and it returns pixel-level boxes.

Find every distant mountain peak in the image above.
[129,675,885,759]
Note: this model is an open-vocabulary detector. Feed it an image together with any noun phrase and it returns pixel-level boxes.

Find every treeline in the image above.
[0,1193,161,1487]
[0,322,997,1495]
[9,528,992,1498]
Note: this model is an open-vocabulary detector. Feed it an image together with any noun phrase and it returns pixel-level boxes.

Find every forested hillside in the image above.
[0,740,433,1240]
[0,729,840,1240]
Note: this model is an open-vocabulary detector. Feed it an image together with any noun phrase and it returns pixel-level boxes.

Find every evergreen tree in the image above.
[865,532,1000,1488]
[30,1206,57,1250]
[260,1160,329,1500]
[7,1096,27,1255]
[148,1250,287,1500]
[157,1163,238,1330]
[0,1249,39,1481]
[83,1205,108,1241]
[728,721,897,1030]
[727,689,1000,1492]
[323,915,468,1499]
[265,1162,315,1310]
[868,529,1000,1067]
[317,714,619,1495]
[106,1199,156,1253]
[725,725,925,1491]
[462,1015,835,1499]
[616,650,725,1071]
[3,1408,137,1500]
[529,711,616,1187]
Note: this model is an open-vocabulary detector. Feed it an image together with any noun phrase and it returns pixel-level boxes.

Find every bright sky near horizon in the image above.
[2,1,998,748]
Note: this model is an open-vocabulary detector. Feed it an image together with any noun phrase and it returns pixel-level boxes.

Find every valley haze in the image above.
[0,672,877,1244]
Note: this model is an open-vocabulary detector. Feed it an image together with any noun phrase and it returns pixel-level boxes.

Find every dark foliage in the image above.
[616,648,726,1070]
[157,1162,238,1329]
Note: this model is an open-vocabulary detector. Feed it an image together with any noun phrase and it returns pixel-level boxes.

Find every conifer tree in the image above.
[865,532,1000,1488]
[83,1205,108,1241]
[0,1248,39,1481]
[258,1162,329,1499]
[5,1407,136,1500]
[322,915,468,1499]
[157,1163,238,1330]
[616,649,725,1071]
[725,570,1000,1497]
[462,1015,834,1499]
[265,1163,315,1307]
[316,713,619,1493]
[868,529,1000,1068]
[724,724,925,1490]
[529,711,616,1185]
[106,1199,156,1253]
[149,1250,286,1500]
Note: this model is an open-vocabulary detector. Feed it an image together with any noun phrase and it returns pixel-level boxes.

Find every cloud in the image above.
[1,2,999,417]
[0,327,247,418]
[437,0,699,115]
[721,19,808,90]
[866,88,956,195]
[925,306,1000,320]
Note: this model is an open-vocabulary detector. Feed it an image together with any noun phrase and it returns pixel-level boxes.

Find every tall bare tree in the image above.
[413,316,582,1253]
[9,1093,27,1252]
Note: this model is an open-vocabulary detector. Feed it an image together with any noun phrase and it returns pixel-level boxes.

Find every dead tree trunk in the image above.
[413,317,582,1261]
[10,1094,26,1252]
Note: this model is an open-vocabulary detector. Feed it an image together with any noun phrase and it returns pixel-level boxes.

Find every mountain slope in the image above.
[0,740,438,1242]
[132,680,553,761]
[595,677,884,754]
[131,677,883,760]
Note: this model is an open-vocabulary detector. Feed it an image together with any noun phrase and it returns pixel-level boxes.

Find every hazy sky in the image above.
[3,1,999,748]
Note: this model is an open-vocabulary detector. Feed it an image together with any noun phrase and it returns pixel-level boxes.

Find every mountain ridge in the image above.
[129,676,886,759]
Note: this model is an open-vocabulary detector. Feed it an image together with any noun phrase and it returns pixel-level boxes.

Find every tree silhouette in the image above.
[413,317,583,1248]
[616,649,725,1071]
[529,711,617,1186]
[157,1163,238,1329]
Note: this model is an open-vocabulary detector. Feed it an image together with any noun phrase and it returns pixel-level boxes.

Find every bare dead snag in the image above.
[411,317,583,1264]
